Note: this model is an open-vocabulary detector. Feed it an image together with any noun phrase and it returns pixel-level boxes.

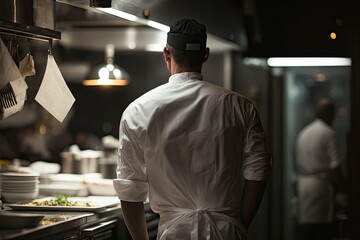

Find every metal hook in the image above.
[9,37,13,56]
[48,39,53,55]
[15,37,20,66]
[27,39,32,54]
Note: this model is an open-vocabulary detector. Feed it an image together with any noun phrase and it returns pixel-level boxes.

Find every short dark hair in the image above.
[167,44,205,68]
[316,98,335,120]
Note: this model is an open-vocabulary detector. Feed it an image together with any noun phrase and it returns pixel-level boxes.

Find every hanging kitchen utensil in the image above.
[19,40,36,78]
[19,53,36,78]
[0,38,20,108]
[0,38,28,119]
[0,83,17,108]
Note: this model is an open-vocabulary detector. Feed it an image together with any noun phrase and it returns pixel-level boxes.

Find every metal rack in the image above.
[0,20,61,41]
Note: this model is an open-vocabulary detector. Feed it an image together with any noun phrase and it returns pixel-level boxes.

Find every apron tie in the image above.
[157,206,247,240]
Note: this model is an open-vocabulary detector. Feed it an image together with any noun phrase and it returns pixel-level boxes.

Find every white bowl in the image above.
[1,172,40,181]
[39,183,85,196]
[2,180,39,187]
[2,190,39,203]
[1,186,38,191]
[84,178,117,196]
[48,173,84,184]
[1,186,39,193]
[1,172,40,177]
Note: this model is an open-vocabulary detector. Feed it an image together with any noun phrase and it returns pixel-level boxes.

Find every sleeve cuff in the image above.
[113,179,149,202]
[244,168,271,181]
[243,154,272,181]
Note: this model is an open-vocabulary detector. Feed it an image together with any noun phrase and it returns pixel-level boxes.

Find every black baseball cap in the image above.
[167,19,207,51]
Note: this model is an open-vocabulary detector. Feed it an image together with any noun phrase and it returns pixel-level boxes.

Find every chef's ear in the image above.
[203,47,210,62]
[163,47,171,71]
[163,47,171,63]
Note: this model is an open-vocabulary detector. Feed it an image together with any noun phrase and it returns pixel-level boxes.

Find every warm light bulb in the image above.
[330,32,337,40]
[113,68,121,78]
[39,124,47,135]
[106,64,115,71]
[98,67,109,79]
[128,42,136,49]
[98,79,112,85]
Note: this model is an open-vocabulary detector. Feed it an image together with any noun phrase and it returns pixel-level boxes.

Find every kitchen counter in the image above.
[0,197,127,240]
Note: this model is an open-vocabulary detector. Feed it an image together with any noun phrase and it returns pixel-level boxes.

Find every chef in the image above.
[296,98,346,240]
[113,19,272,240]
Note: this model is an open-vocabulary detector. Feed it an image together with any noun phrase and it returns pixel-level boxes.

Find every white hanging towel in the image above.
[35,54,75,122]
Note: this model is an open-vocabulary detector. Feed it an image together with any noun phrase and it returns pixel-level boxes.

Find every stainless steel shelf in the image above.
[0,20,61,41]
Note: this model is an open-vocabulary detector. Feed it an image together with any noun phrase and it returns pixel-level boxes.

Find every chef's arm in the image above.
[121,200,149,240]
[329,166,346,193]
[240,180,267,230]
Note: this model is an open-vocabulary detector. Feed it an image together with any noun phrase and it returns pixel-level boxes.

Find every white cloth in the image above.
[114,72,271,239]
[296,119,340,223]
[297,175,334,223]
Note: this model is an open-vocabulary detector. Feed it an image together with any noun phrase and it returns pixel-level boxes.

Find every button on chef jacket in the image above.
[114,72,272,240]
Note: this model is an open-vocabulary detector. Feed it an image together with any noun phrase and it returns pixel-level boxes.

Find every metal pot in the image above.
[73,156,98,174]
[98,160,117,179]
[60,150,103,174]
[98,148,117,179]
[60,151,74,174]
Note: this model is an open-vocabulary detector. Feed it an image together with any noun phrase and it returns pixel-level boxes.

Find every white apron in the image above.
[297,174,334,223]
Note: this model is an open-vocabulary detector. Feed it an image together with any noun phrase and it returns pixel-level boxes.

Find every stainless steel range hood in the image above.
[0,0,61,41]
[56,0,247,52]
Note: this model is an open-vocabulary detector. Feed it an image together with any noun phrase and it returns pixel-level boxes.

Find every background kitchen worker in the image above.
[296,98,346,240]
[113,18,272,240]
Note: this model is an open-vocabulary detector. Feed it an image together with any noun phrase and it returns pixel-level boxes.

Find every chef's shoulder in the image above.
[204,81,255,109]
[121,84,169,118]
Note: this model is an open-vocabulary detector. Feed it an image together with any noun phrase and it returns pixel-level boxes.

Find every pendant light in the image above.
[83,44,130,86]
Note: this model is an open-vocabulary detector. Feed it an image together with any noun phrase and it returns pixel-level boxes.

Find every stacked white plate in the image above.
[0,173,40,203]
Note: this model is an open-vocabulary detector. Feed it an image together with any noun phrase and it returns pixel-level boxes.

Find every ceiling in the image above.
[0,0,356,57]
[55,0,244,53]
[246,0,356,57]
[54,0,358,58]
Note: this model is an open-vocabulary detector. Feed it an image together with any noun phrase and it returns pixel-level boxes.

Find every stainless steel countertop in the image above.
[0,197,122,240]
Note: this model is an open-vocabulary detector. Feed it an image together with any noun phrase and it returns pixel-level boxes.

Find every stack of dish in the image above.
[0,172,40,203]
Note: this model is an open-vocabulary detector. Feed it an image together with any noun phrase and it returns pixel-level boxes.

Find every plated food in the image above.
[23,194,95,207]
[39,215,73,226]
[6,195,119,212]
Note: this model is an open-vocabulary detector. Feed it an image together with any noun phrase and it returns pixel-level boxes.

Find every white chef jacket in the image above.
[296,119,340,223]
[114,72,272,239]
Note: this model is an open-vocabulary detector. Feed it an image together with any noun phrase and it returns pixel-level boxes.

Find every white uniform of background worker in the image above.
[113,19,272,240]
[296,98,346,240]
